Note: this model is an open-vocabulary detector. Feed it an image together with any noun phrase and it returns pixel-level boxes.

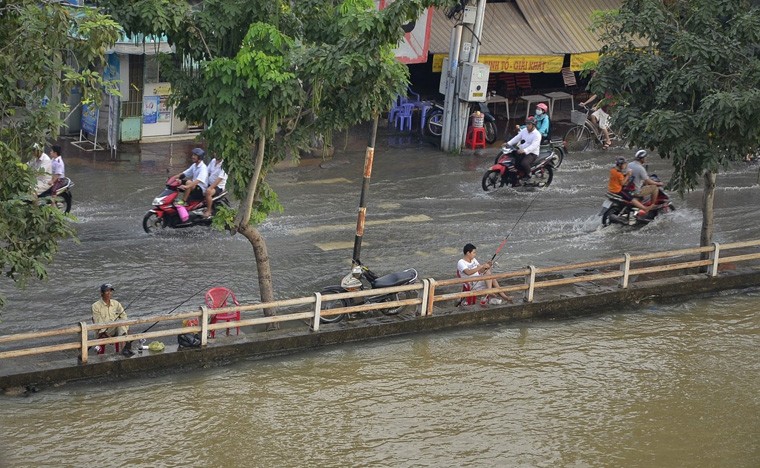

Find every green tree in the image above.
[591,0,760,247]
[97,0,454,313]
[0,1,121,308]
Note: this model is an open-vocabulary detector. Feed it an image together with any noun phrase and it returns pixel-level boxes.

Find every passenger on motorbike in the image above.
[172,148,208,205]
[505,116,542,185]
[202,153,227,218]
[608,157,650,214]
[514,103,550,143]
[627,150,663,209]
[31,143,52,195]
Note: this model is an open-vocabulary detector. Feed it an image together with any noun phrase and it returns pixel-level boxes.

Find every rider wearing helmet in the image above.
[515,103,551,143]
[607,157,649,213]
[506,116,542,185]
[627,150,664,209]
[172,147,209,204]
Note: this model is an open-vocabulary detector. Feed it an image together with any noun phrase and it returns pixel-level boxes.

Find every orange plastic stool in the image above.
[465,126,487,149]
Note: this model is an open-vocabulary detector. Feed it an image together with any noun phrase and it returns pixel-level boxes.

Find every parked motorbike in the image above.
[142,175,230,233]
[426,102,498,144]
[482,145,557,191]
[40,177,74,214]
[319,260,418,324]
[600,175,675,227]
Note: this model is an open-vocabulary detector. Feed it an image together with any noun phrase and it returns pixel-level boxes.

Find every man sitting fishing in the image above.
[92,283,134,357]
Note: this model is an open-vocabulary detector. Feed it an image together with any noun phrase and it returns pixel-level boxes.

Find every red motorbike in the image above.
[481,145,557,191]
[142,175,230,233]
[600,175,675,227]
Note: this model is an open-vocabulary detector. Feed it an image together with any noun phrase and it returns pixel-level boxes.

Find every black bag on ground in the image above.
[177,333,201,348]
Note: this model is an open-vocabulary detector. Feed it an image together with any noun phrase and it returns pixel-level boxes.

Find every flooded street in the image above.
[1,128,759,466]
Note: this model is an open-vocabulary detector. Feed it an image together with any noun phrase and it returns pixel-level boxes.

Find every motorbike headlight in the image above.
[152,196,164,206]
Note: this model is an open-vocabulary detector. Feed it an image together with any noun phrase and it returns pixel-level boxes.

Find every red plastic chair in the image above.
[457,270,477,306]
[204,287,241,338]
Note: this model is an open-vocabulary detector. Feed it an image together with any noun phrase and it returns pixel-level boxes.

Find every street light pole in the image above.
[351,113,379,265]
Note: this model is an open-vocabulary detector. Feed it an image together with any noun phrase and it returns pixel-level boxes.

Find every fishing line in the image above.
[491,188,543,264]
[140,271,235,334]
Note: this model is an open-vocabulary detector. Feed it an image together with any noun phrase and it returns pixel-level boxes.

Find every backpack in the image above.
[177,333,201,348]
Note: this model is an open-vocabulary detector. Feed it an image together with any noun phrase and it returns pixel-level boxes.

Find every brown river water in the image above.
[1,133,759,466]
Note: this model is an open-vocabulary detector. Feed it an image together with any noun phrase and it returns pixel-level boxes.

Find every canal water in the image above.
[1,130,759,465]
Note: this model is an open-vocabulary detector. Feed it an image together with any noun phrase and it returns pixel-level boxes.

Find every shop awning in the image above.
[516,0,630,70]
[429,3,564,73]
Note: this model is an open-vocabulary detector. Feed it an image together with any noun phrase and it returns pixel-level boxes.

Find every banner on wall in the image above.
[432,54,564,73]
[375,1,433,64]
[570,52,600,71]
[143,96,160,124]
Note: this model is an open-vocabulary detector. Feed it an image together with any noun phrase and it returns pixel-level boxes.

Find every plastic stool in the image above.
[465,127,487,149]
[96,341,120,354]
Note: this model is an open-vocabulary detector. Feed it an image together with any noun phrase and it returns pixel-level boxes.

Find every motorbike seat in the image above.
[606,191,626,202]
[372,268,418,288]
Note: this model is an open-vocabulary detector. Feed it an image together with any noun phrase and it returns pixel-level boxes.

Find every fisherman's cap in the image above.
[100,283,115,293]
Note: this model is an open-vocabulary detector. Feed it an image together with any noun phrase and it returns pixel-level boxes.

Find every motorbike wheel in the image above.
[551,147,565,169]
[532,165,554,187]
[484,121,498,144]
[601,206,620,227]
[426,110,444,137]
[482,169,502,192]
[142,212,165,234]
[380,290,415,316]
[61,192,72,214]
[564,125,593,152]
[319,297,348,324]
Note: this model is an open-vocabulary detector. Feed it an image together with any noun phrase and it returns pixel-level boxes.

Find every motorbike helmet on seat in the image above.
[536,103,548,112]
[634,149,647,160]
[525,116,537,126]
[615,157,626,167]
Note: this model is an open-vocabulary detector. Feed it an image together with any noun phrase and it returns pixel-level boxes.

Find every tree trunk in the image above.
[699,170,716,269]
[235,117,277,318]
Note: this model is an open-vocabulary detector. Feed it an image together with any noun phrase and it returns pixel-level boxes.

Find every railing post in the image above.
[619,254,631,289]
[426,279,437,316]
[709,242,721,277]
[200,306,209,346]
[79,321,88,364]
[524,266,536,303]
[312,292,321,331]
[418,279,430,317]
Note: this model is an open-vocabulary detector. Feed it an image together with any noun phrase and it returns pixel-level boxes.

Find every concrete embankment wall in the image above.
[2,269,759,391]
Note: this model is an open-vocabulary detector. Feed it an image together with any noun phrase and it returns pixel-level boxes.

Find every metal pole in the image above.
[352,113,379,265]
[441,25,463,152]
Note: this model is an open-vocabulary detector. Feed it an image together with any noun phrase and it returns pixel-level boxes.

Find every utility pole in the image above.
[351,113,379,265]
[441,0,488,152]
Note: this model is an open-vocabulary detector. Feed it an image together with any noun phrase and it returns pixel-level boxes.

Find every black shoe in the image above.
[121,348,135,357]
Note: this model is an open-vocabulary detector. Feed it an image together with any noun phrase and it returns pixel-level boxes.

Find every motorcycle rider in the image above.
[628,150,663,209]
[514,103,550,143]
[505,116,542,185]
[172,147,208,205]
[202,153,228,218]
[31,143,52,195]
[49,145,65,189]
[608,157,650,214]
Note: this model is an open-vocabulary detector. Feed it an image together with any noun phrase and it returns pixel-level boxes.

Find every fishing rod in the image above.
[490,188,543,264]
[139,273,233,334]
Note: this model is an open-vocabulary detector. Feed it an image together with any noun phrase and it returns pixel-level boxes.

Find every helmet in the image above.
[615,157,626,167]
[525,116,537,126]
[634,150,647,160]
[536,103,548,112]
[191,147,206,158]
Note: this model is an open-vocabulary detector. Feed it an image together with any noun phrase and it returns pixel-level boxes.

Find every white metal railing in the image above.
[1,240,758,364]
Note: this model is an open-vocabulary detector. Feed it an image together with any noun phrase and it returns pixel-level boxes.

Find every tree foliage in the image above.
[0,1,121,308]
[591,0,760,192]
[96,0,455,305]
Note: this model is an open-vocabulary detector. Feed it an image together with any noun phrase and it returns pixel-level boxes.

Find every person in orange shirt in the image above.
[608,157,649,213]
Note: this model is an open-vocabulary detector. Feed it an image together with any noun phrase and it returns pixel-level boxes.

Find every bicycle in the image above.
[564,105,624,152]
